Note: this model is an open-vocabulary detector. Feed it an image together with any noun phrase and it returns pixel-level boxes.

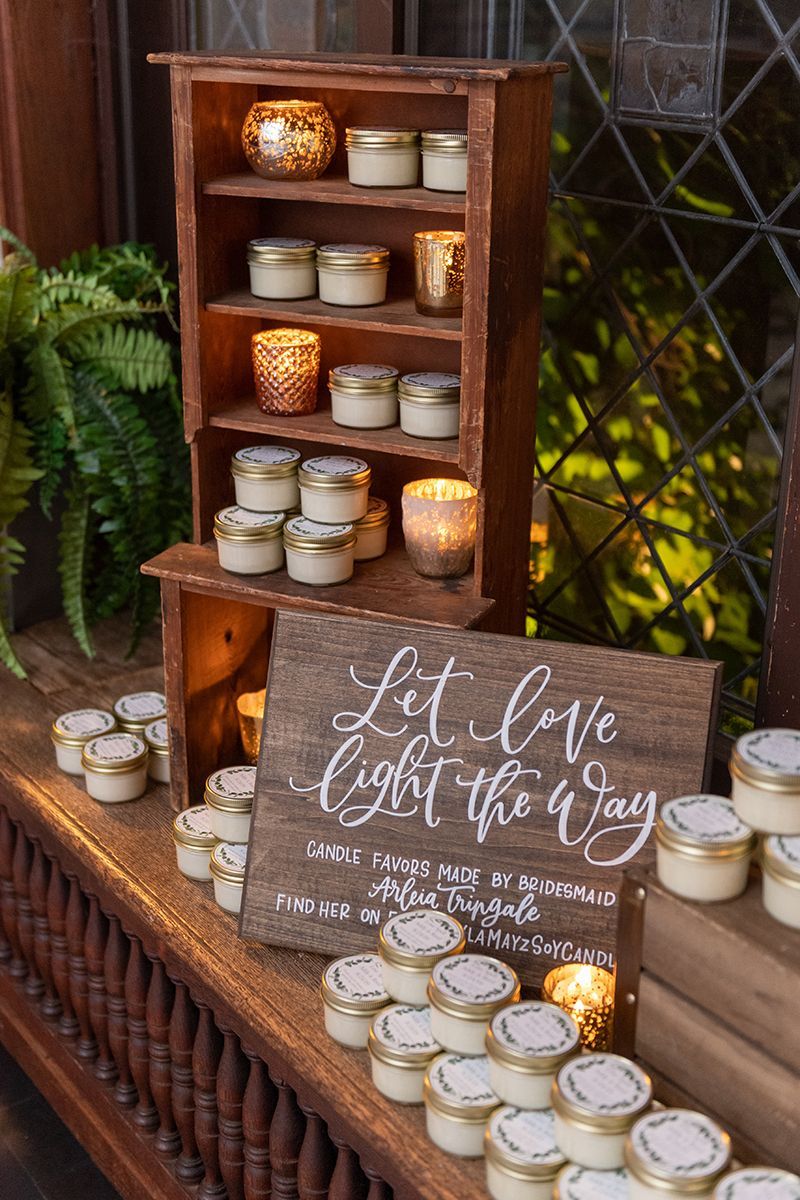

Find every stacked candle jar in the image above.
[328,362,462,443]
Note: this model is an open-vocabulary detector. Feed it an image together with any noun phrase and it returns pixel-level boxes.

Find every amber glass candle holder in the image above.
[541,964,615,1052]
[236,688,266,765]
[402,478,478,578]
[413,230,466,316]
[251,328,321,416]
[241,99,336,180]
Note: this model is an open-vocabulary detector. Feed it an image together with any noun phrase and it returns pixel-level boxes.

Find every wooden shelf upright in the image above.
[143,51,566,809]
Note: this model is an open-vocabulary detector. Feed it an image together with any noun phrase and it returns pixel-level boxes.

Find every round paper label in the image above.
[371,1005,439,1055]
[212,842,247,873]
[333,364,398,381]
[427,1054,496,1108]
[630,1110,729,1179]
[365,497,389,516]
[382,910,463,958]
[216,506,285,529]
[557,1054,651,1117]
[145,718,168,749]
[234,445,301,467]
[284,516,353,539]
[490,1001,580,1059]
[323,953,387,1003]
[114,691,166,721]
[249,237,315,249]
[737,728,800,777]
[660,795,752,844]
[716,1169,800,1199]
[321,243,387,255]
[84,733,145,763]
[432,954,517,1005]
[174,805,216,841]
[767,835,800,877]
[488,1106,563,1167]
[557,1165,629,1199]
[207,765,256,801]
[302,455,368,478]
[54,708,116,739]
[402,371,461,389]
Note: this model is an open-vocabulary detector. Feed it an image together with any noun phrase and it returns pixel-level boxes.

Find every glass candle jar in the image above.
[486,1002,581,1109]
[541,963,615,1052]
[714,1168,800,1198]
[329,364,399,429]
[402,478,478,579]
[51,708,116,775]
[762,835,800,929]
[378,909,466,1003]
[398,372,461,440]
[320,952,390,1048]
[210,842,247,915]
[82,733,148,804]
[214,506,286,576]
[113,691,166,734]
[368,1004,441,1101]
[424,1053,499,1157]
[252,328,321,417]
[283,516,356,586]
[354,497,390,561]
[554,1165,630,1199]
[241,99,335,180]
[144,718,170,784]
[204,765,256,844]
[317,243,390,307]
[656,794,756,902]
[428,955,521,1055]
[237,688,266,765]
[247,237,317,300]
[485,1107,567,1200]
[231,445,301,513]
[298,455,371,523]
[346,126,420,187]
[625,1109,731,1200]
[731,728,800,834]
[552,1054,653,1170]
[422,129,468,192]
[172,805,218,881]
[413,230,466,316]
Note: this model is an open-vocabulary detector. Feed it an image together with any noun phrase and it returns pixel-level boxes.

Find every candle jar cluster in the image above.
[345,125,468,192]
[329,364,461,441]
[51,691,169,802]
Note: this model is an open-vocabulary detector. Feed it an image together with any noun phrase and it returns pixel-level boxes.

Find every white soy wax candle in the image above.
[321,953,390,1049]
[368,1004,440,1101]
[731,728,800,834]
[214,506,286,576]
[486,1002,580,1109]
[328,364,399,430]
[204,765,256,844]
[81,732,149,804]
[554,1164,630,1199]
[378,909,465,1004]
[230,445,301,513]
[298,455,371,524]
[316,244,390,307]
[656,794,756,902]
[625,1109,731,1199]
[51,708,116,775]
[144,718,170,784]
[283,517,356,587]
[345,126,420,188]
[398,372,461,440]
[714,1167,800,1198]
[247,237,317,300]
[762,835,800,929]
[421,129,468,192]
[485,1106,567,1200]
[209,842,247,915]
[172,805,218,881]
[423,1053,499,1157]
[112,690,166,734]
[354,497,390,562]
[428,954,520,1055]
[551,1053,652,1170]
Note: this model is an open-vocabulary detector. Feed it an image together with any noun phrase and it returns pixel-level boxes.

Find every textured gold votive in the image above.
[251,328,321,416]
[402,478,477,578]
[413,230,466,316]
[241,100,336,180]
[236,689,266,765]
[541,964,615,1052]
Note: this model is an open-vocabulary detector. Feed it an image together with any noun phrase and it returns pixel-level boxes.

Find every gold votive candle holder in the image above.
[413,230,466,316]
[241,99,336,180]
[401,478,477,578]
[236,688,266,765]
[541,963,615,1052]
[251,328,321,416]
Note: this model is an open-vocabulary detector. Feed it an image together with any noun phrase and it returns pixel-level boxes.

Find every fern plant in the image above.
[0,231,190,676]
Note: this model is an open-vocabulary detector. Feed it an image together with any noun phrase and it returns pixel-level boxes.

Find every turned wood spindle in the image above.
[269,1077,306,1200]
[85,896,117,1081]
[0,810,27,980]
[218,1027,249,1200]
[12,824,43,997]
[329,1139,368,1200]
[242,1050,277,1200]
[0,808,10,965]
[365,1167,392,1200]
[104,914,137,1106]
[65,873,97,1060]
[125,935,159,1130]
[29,841,60,1019]
[169,979,204,1183]
[298,1106,336,1200]
[146,955,180,1157]
[193,1001,226,1200]
[46,857,78,1039]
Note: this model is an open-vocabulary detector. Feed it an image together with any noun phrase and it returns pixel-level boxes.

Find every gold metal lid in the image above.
[328,364,399,394]
[714,1167,800,1197]
[421,128,468,151]
[231,444,301,480]
[144,717,169,756]
[51,708,116,748]
[320,953,390,1015]
[209,841,247,885]
[398,371,461,403]
[368,1004,440,1067]
[346,126,419,147]
[484,1107,566,1181]
[298,455,371,491]
[625,1109,731,1192]
[213,505,286,542]
[112,691,167,731]
[172,804,218,850]
[81,732,148,774]
[762,835,800,887]
[378,909,466,970]
[204,765,257,812]
[731,728,800,794]
[356,497,390,530]
[247,236,316,263]
[283,516,356,552]
[317,243,390,268]
[423,1053,499,1122]
[551,1054,652,1134]
[554,1165,630,1199]
[656,794,756,861]
[486,1002,581,1073]
[428,954,520,1020]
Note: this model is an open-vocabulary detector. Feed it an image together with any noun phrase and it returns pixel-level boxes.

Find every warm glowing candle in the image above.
[241,99,336,180]
[402,478,477,578]
[236,688,266,764]
[541,963,614,1051]
[413,230,466,316]
[251,328,320,416]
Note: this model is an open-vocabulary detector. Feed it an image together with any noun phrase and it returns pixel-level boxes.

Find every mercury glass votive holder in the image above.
[241,99,336,180]
[541,963,615,1052]
[402,478,478,578]
[251,328,321,416]
[413,230,466,316]
[236,688,266,765]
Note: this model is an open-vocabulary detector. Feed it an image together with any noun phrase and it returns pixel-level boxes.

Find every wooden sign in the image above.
[241,612,721,986]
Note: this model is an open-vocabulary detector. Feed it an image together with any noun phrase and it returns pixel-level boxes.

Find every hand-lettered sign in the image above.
[240,612,721,986]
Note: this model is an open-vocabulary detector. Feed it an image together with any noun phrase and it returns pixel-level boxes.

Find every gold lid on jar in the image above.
[428,954,520,1020]
[209,841,247,885]
[714,1167,800,1197]
[328,364,399,394]
[356,497,391,531]
[247,236,316,263]
[298,455,371,491]
[421,128,468,153]
[346,126,419,147]
[231,444,301,480]
[144,717,170,758]
[730,728,800,793]
[283,516,357,553]
[656,794,757,861]
[624,1109,731,1193]
[484,1107,567,1182]
[551,1053,652,1134]
[368,1003,441,1068]
[379,909,466,971]
[762,835,800,888]
[51,708,116,748]
[204,765,257,812]
[424,1053,499,1122]
[317,243,390,270]
[321,952,390,1016]
[81,732,148,774]
[172,804,218,850]
[213,506,286,543]
[398,371,461,403]
[486,1001,581,1074]
[112,690,167,732]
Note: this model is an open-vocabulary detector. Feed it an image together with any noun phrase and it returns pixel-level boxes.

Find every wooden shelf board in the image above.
[203,171,467,213]
[206,288,462,340]
[142,541,493,629]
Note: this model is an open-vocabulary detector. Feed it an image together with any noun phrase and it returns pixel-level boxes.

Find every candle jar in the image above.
[231,445,301,513]
[368,1004,441,1102]
[241,99,335,180]
[329,364,399,429]
[204,765,257,844]
[172,805,218,881]
[485,1107,567,1200]
[656,795,756,903]
[320,952,390,1048]
[541,963,615,1051]
[237,688,266,765]
[51,708,116,775]
[413,230,465,316]
[210,842,247,915]
[486,1002,581,1109]
[354,497,390,561]
[731,728,800,834]
[247,237,317,299]
[554,1165,630,1199]
[214,506,286,576]
[402,478,478,579]
[422,129,468,192]
[761,835,800,929]
[378,909,466,1004]
[625,1109,731,1200]
[714,1168,800,1198]
[398,371,461,439]
[428,955,521,1055]
[252,328,321,417]
[424,1053,499,1157]
[144,718,170,784]
[81,733,149,804]
[283,516,356,586]
[316,244,390,307]
[346,126,420,187]
[113,690,166,734]
[551,1054,653,1170]
[298,455,371,523]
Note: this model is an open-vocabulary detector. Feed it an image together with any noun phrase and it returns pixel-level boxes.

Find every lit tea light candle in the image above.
[241,99,336,180]
[251,328,320,416]
[413,230,466,316]
[402,478,478,578]
[236,688,266,764]
[541,964,614,1052]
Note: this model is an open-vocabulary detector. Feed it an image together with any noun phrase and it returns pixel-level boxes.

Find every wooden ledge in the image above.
[147,50,569,80]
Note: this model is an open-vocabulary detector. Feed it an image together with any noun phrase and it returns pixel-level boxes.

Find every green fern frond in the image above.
[0,226,37,265]
[39,271,124,313]
[0,391,42,679]
[0,263,38,350]
[58,481,94,657]
[43,299,145,346]
[70,324,173,393]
